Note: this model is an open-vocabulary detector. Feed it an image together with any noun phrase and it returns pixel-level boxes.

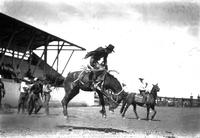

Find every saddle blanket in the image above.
[135,94,144,103]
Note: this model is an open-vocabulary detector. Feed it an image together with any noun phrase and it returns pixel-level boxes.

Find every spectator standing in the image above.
[18,77,30,113]
[0,75,5,109]
[43,81,53,115]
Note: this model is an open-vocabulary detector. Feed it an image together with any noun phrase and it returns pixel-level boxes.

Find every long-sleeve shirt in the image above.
[43,84,52,93]
[20,81,29,93]
[139,81,147,91]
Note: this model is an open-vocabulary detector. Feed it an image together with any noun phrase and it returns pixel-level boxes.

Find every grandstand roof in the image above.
[0,12,86,53]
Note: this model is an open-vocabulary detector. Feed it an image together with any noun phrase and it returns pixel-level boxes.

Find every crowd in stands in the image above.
[0,62,63,86]
[0,63,35,83]
[0,63,16,80]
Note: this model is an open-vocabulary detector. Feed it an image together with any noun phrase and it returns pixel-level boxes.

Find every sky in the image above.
[1,0,200,98]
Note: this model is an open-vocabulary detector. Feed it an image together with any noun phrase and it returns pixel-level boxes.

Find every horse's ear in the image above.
[156,83,158,86]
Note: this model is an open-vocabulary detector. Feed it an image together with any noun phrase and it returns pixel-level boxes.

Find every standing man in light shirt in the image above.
[17,77,30,114]
[0,75,5,109]
[43,80,53,115]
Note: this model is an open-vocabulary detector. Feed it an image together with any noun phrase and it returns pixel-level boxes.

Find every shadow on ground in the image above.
[126,117,161,121]
[56,125,128,134]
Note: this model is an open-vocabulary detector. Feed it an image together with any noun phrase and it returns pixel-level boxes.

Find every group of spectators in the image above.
[0,74,54,115]
[0,63,16,80]
[18,77,53,115]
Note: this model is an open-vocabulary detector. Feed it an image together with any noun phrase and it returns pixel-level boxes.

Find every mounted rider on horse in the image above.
[72,44,115,92]
[61,44,129,118]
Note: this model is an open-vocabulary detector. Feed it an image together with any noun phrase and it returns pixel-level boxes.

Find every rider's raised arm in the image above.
[103,54,108,66]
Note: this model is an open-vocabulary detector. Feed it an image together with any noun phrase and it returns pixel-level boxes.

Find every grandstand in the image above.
[0,13,85,82]
[0,13,86,106]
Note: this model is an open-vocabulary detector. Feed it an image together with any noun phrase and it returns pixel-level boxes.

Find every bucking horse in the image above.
[61,69,127,118]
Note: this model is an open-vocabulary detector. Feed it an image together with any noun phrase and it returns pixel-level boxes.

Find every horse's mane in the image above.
[106,72,119,82]
[105,72,122,91]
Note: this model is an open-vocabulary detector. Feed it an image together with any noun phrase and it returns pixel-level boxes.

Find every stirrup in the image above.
[71,80,79,88]
[93,82,101,90]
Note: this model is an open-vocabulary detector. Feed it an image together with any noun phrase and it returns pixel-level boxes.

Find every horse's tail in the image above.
[64,72,74,85]
[63,71,80,91]
[65,72,73,80]
[65,71,80,81]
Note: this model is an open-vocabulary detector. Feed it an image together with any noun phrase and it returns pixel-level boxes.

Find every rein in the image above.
[111,83,124,96]
[105,71,124,96]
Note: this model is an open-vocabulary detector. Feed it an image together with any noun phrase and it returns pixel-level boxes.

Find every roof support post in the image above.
[61,50,74,75]
[51,41,64,69]
[12,49,15,67]
[43,35,51,75]
[18,31,35,68]
[0,31,17,66]
[28,50,32,69]
[32,51,44,76]
[44,45,47,63]
[57,42,59,71]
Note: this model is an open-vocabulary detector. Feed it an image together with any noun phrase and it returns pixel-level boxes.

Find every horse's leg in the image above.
[96,91,106,118]
[146,105,150,120]
[120,99,126,114]
[61,96,67,116]
[61,87,79,118]
[133,104,140,120]
[150,105,156,120]
[121,103,130,119]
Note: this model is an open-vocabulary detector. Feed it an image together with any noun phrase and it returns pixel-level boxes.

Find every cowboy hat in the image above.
[34,77,38,81]
[106,44,115,52]
[139,78,144,81]
[23,77,30,82]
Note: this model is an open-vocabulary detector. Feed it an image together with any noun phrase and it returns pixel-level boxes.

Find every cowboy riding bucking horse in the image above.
[72,44,115,91]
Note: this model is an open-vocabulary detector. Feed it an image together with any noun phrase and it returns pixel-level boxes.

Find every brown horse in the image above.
[120,84,160,120]
[61,70,127,118]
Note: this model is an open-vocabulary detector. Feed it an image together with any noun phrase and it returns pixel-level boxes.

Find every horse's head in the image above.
[150,83,160,98]
[108,90,128,112]
[104,72,123,94]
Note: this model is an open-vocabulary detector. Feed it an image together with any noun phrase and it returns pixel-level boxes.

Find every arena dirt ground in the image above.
[0,106,200,138]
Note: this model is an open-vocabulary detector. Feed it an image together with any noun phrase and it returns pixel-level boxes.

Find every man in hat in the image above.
[138,77,148,103]
[72,44,115,90]
[43,80,53,115]
[27,78,43,115]
[18,77,30,113]
[84,44,115,70]
[86,44,115,90]
[0,75,5,109]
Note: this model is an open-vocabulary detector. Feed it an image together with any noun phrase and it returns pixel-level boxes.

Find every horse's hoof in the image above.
[64,116,69,119]
[99,110,104,114]
[102,115,107,118]
[137,118,141,120]
[122,116,126,119]
[109,110,114,114]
